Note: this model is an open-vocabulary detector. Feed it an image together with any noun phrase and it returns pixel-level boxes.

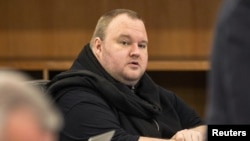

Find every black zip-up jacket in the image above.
[47,44,204,141]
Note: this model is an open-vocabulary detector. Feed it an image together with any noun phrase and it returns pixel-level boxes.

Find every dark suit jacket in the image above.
[206,0,250,124]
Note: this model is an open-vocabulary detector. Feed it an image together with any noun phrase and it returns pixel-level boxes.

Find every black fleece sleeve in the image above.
[159,87,204,129]
[57,89,139,141]
[173,94,205,128]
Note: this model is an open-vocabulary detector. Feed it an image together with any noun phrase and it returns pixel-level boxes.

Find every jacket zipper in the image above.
[131,86,136,94]
[130,86,160,132]
[153,119,160,131]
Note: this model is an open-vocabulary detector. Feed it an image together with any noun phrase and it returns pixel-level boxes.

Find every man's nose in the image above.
[129,43,140,57]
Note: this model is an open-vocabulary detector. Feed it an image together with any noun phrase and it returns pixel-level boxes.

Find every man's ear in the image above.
[92,37,102,58]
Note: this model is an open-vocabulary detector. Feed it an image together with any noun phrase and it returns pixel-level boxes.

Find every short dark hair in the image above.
[90,9,144,47]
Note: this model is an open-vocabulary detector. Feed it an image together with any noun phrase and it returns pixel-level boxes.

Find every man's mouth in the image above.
[129,61,140,68]
[131,61,139,65]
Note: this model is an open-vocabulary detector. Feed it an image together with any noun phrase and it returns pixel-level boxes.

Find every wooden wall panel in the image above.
[0,0,222,61]
[145,0,221,60]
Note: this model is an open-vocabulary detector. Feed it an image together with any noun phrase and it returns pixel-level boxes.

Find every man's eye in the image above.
[121,41,129,46]
[138,44,147,48]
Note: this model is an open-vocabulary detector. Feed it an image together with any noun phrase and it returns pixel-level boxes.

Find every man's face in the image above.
[95,14,148,86]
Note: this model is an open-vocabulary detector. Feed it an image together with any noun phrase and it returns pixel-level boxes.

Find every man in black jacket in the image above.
[47,9,206,141]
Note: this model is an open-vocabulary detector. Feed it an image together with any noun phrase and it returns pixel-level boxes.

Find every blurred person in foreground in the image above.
[206,0,250,124]
[0,70,63,141]
[47,9,206,141]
